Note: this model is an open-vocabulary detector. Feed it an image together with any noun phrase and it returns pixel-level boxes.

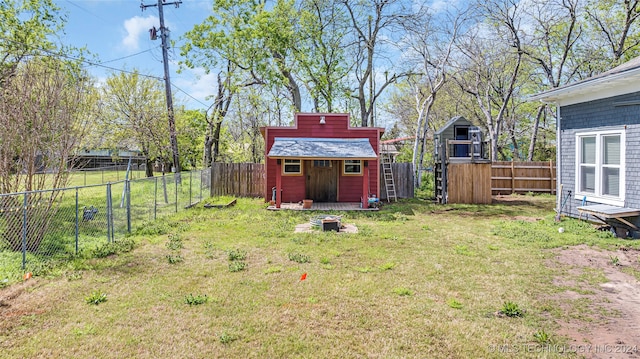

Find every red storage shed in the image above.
[261,113,384,209]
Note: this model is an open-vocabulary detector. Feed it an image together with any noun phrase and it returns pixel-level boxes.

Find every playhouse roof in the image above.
[267,138,377,160]
[434,116,472,136]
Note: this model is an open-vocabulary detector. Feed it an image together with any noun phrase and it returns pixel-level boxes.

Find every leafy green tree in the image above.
[99,71,170,177]
[0,0,64,86]
[176,109,206,169]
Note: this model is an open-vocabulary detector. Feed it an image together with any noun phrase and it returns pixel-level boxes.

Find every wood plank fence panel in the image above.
[491,161,556,195]
[210,163,265,198]
[379,163,414,200]
[447,163,492,204]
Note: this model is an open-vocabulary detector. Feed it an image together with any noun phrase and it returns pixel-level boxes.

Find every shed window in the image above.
[576,130,624,205]
[314,160,331,167]
[283,159,302,175]
[343,160,362,175]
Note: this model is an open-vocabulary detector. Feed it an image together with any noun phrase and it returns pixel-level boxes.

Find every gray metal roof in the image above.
[267,138,377,159]
[434,116,471,135]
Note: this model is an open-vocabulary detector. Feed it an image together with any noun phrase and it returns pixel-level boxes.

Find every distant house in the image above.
[531,57,640,237]
[260,113,384,209]
[72,148,146,169]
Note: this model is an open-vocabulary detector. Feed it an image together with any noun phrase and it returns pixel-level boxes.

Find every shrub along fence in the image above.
[0,169,210,273]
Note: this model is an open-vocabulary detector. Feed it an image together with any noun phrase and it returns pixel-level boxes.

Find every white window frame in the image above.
[343,160,363,175]
[282,159,302,175]
[574,129,625,206]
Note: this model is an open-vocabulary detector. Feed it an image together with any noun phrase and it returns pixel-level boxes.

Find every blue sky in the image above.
[57,0,215,109]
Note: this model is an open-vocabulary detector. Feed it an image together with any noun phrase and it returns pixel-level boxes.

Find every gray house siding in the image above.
[559,91,640,225]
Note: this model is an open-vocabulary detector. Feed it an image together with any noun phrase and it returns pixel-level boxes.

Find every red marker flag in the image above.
[300,273,307,281]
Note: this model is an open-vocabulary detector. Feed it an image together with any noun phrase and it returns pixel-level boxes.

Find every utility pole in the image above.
[141,0,182,177]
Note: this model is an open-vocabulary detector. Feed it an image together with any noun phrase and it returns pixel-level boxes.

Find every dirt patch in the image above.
[0,279,45,331]
[549,245,640,358]
[294,223,358,233]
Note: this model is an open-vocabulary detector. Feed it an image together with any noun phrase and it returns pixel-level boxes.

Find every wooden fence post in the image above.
[549,160,554,194]
[511,160,515,194]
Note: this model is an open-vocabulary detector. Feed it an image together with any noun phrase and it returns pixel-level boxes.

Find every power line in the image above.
[171,83,209,108]
[1,35,210,110]
[96,47,160,65]
[0,36,164,81]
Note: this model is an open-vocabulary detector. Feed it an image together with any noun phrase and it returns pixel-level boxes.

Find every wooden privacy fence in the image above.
[210,163,265,197]
[209,162,415,200]
[491,161,556,195]
[447,162,493,204]
[379,162,414,200]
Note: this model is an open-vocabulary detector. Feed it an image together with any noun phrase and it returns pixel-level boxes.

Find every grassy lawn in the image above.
[1,195,638,358]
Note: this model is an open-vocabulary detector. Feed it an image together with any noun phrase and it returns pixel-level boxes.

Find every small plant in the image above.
[609,255,620,266]
[93,238,136,258]
[379,262,396,271]
[229,261,247,272]
[227,249,247,261]
[85,291,107,305]
[500,301,524,317]
[219,331,237,344]
[264,266,282,274]
[93,243,118,258]
[166,254,183,264]
[533,329,551,344]
[166,234,183,251]
[454,245,473,256]
[393,287,413,296]
[320,257,331,265]
[447,298,463,309]
[71,324,96,337]
[288,252,310,263]
[65,271,83,281]
[184,293,209,305]
[355,266,373,273]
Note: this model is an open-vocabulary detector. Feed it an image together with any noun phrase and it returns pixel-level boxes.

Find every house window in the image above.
[576,130,624,205]
[343,160,362,175]
[283,159,302,175]
[314,160,331,167]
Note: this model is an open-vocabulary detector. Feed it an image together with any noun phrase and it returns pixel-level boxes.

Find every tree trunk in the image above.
[527,105,545,161]
[145,157,154,178]
[204,135,214,166]
[212,121,223,162]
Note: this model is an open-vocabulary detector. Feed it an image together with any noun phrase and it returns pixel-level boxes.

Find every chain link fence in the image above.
[0,169,210,278]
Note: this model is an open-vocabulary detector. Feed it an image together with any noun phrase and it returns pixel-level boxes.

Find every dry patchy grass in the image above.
[2,195,638,358]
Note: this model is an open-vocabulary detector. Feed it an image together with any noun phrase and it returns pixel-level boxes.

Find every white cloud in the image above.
[122,15,158,51]
[173,67,218,109]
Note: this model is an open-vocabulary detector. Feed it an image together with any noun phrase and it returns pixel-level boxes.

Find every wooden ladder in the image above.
[381,152,397,202]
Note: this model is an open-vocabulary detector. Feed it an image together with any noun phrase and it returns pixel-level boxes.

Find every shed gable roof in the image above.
[267,138,377,159]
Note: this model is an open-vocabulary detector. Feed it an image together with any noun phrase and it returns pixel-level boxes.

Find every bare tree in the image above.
[0,59,94,251]
[342,0,416,127]
[519,0,583,160]
[453,0,525,161]
[585,0,640,62]
[403,5,468,188]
